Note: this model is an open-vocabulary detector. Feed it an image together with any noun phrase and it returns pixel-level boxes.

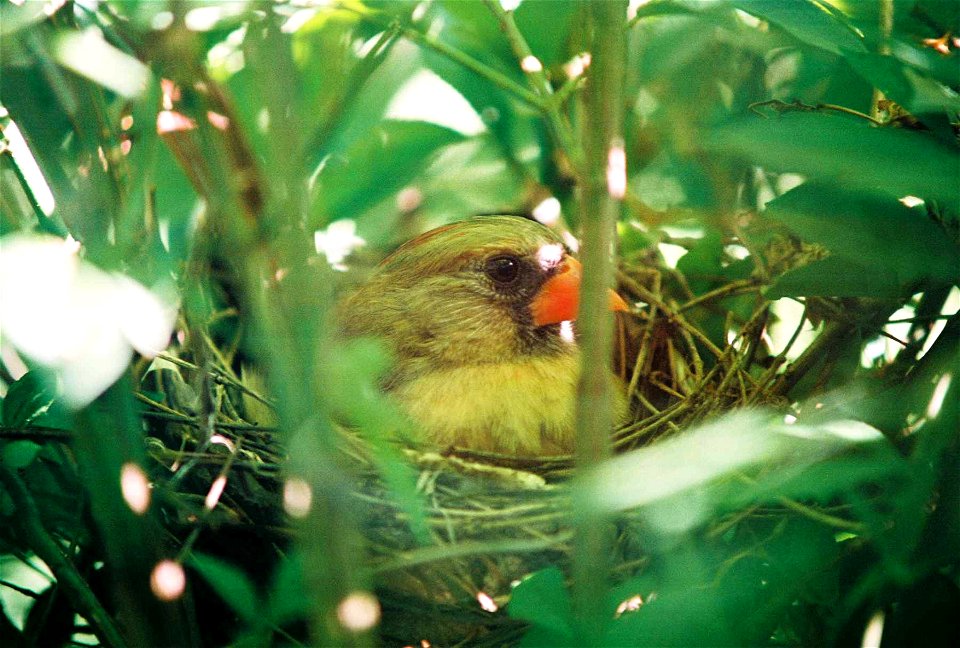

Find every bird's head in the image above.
[339,216,627,383]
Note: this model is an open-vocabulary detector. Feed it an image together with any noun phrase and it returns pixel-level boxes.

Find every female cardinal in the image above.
[339,216,628,456]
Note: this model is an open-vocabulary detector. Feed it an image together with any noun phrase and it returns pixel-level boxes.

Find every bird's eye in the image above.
[484,255,521,285]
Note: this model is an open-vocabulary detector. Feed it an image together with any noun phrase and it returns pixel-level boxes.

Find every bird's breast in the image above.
[392,352,582,456]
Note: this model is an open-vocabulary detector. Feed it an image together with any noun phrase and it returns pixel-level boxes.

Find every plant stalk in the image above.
[572,0,628,641]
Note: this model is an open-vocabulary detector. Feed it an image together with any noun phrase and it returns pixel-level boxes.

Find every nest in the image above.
[138,256,793,646]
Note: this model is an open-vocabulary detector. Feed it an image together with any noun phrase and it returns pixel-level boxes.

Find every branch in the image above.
[349,7,547,111]
[483,0,585,174]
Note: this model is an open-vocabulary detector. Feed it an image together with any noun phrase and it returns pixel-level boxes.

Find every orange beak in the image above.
[530,257,629,327]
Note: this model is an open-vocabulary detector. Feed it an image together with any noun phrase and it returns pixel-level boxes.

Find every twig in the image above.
[482,0,585,174]
[748,99,884,126]
[752,303,809,401]
[347,7,547,111]
[0,427,73,442]
[677,279,759,313]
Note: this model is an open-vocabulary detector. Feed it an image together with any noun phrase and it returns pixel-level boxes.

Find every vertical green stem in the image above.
[870,0,894,121]
[572,0,627,640]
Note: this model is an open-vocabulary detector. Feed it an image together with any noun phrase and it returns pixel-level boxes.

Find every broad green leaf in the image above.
[730,0,866,55]
[514,0,578,69]
[707,112,960,206]
[509,567,576,647]
[767,256,904,298]
[845,52,960,115]
[1,441,41,471]
[2,373,56,428]
[582,411,887,531]
[188,553,260,625]
[266,552,309,626]
[763,183,959,296]
[607,517,840,646]
[309,120,464,227]
[632,153,715,212]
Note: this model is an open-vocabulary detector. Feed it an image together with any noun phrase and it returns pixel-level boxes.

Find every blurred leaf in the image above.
[0,2,47,37]
[513,0,578,69]
[52,29,151,99]
[188,552,260,625]
[707,112,960,205]
[510,567,576,647]
[730,0,867,55]
[582,412,888,532]
[310,120,464,227]
[266,552,309,626]
[1,441,41,471]
[607,517,839,646]
[845,52,960,115]
[321,338,430,544]
[632,153,715,212]
[763,183,959,297]
[1,372,57,428]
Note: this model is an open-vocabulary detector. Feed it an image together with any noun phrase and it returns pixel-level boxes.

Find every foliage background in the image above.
[0,0,958,646]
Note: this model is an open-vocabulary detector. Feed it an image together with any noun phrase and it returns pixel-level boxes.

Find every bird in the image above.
[338,215,629,456]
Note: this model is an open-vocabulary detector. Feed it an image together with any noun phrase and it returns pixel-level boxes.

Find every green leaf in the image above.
[1,372,58,428]
[509,567,576,647]
[320,339,430,544]
[421,1,544,178]
[0,2,48,37]
[845,52,960,115]
[188,553,260,625]
[763,183,959,297]
[266,553,309,626]
[632,153,715,212]
[607,517,841,646]
[309,120,464,227]
[1,441,41,470]
[706,112,960,206]
[581,412,888,531]
[513,0,578,69]
[768,256,903,298]
[676,229,724,293]
[729,0,866,55]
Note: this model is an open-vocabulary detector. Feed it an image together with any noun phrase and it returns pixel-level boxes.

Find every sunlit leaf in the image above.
[707,112,960,205]
[729,0,866,55]
[52,29,151,99]
[582,411,887,532]
[845,52,960,115]
[763,183,959,297]
[310,120,464,227]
